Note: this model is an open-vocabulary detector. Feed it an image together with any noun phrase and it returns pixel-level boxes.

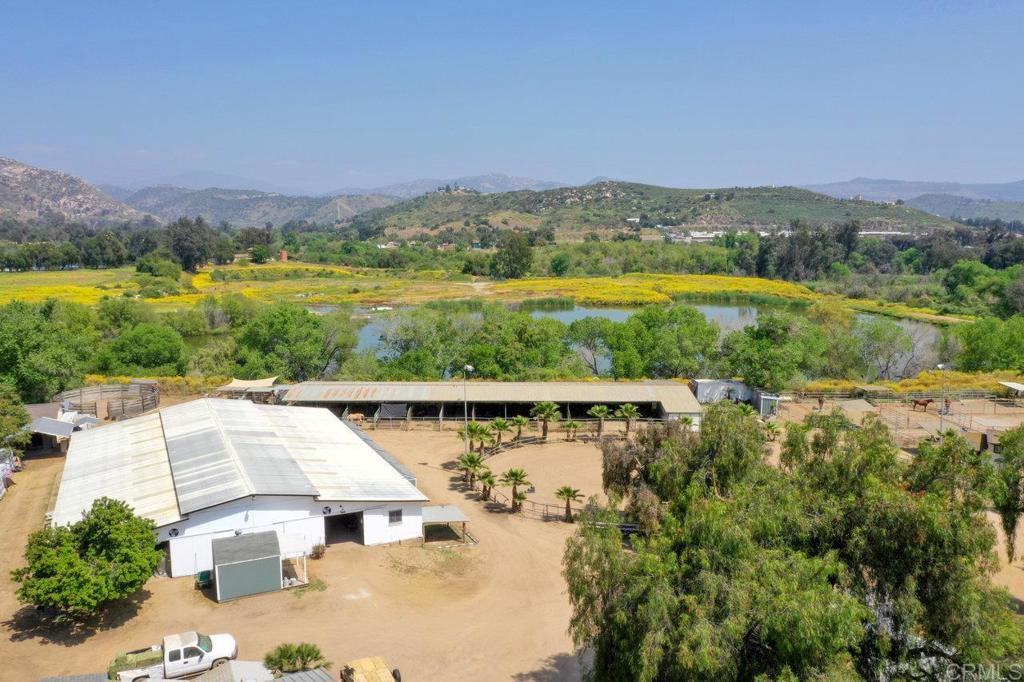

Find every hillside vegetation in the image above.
[909,193,1024,222]
[349,181,957,238]
[122,186,396,226]
[0,157,147,225]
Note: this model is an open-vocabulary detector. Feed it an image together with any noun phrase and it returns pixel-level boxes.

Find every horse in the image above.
[347,412,365,423]
[817,396,825,411]
[911,398,933,412]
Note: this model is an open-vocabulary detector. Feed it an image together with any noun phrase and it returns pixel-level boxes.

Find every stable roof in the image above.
[28,417,75,438]
[53,398,425,528]
[999,381,1024,394]
[285,380,701,415]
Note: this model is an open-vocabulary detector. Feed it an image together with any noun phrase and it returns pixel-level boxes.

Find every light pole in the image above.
[462,364,474,454]
[937,363,949,434]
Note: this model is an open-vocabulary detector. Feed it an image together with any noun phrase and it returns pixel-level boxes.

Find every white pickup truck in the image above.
[107,631,238,681]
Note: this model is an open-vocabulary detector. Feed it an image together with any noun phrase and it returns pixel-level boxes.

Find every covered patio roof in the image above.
[422,504,469,524]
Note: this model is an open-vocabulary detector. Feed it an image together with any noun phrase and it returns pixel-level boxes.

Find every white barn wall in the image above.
[361,502,423,545]
[161,495,423,577]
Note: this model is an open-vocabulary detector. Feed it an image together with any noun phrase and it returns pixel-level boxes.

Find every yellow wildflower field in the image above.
[0,264,968,324]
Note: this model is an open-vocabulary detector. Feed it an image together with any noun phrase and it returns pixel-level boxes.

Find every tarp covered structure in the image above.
[218,377,279,391]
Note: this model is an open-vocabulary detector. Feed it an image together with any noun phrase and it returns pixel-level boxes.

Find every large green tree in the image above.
[564,405,1023,681]
[0,382,31,452]
[235,303,356,381]
[0,300,98,402]
[96,322,188,375]
[490,232,533,279]
[164,217,217,272]
[720,312,826,391]
[11,498,163,620]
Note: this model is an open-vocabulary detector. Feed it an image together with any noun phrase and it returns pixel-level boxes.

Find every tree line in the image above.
[3,293,1023,404]
[564,403,1024,680]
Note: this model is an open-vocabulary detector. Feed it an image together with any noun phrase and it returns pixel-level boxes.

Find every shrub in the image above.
[11,498,162,620]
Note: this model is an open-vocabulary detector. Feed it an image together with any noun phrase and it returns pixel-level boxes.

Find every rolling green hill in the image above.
[122,186,397,226]
[908,193,1024,222]
[349,181,958,239]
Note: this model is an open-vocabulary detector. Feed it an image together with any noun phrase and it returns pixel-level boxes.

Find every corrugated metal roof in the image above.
[423,504,469,524]
[279,669,334,682]
[28,417,75,438]
[54,399,425,529]
[194,660,273,682]
[163,400,320,514]
[284,380,701,414]
[261,402,426,502]
[53,412,180,527]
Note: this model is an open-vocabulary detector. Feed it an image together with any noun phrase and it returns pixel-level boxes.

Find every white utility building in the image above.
[53,398,427,577]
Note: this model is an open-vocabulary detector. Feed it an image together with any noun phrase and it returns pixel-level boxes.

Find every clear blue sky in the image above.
[2,1,1022,193]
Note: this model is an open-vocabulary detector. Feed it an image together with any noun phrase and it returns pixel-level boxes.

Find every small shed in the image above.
[422,504,470,543]
[212,532,282,602]
[690,379,751,405]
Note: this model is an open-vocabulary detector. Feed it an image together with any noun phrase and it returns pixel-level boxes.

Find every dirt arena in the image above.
[0,431,591,681]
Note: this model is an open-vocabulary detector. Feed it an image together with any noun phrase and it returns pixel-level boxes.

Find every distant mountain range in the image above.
[1,155,1013,232]
[0,157,148,225]
[328,173,569,199]
[803,177,1024,203]
[906,195,1024,223]
[349,181,956,239]
[803,177,1024,222]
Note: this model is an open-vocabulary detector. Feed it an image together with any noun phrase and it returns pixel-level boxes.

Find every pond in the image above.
[342,303,769,355]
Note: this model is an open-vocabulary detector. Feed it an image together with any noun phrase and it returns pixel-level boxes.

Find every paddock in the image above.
[283,380,702,428]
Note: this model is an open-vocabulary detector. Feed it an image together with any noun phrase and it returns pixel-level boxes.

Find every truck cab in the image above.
[109,631,238,681]
[162,631,236,677]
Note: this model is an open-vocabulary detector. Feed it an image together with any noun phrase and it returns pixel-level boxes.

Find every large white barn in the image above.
[53,398,427,577]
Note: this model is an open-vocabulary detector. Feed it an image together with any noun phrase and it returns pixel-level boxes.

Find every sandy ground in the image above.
[0,431,587,681]
[484,438,608,508]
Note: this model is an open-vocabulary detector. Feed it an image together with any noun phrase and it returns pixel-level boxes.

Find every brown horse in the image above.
[911,398,933,412]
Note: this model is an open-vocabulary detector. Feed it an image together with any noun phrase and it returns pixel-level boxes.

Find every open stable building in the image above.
[53,398,427,578]
[282,380,702,426]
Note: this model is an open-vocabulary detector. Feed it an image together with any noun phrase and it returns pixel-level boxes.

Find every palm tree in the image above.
[763,421,781,442]
[500,468,531,512]
[616,403,641,436]
[737,403,758,418]
[490,417,512,445]
[679,415,695,431]
[530,401,561,440]
[588,404,612,438]
[472,422,495,454]
[457,452,485,486]
[555,486,583,522]
[478,468,496,500]
[458,421,489,453]
[264,643,331,674]
[510,415,530,441]
[564,420,582,441]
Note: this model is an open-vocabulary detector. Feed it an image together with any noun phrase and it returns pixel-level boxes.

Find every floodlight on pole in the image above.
[463,365,474,454]
[937,363,950,433]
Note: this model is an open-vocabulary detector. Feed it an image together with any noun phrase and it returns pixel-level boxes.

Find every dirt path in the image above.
[0,432,585,681]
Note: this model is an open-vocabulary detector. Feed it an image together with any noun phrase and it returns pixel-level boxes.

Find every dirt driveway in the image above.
[0,431,589,681]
